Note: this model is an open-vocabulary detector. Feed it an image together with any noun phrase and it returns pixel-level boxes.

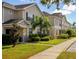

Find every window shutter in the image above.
[26,12,28,20]
[33,14,34,20]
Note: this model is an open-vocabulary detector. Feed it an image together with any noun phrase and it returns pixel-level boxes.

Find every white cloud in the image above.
[63,3,76,11]
[53,3,76,15]
[53,9,71,15]
[61,10,71,15]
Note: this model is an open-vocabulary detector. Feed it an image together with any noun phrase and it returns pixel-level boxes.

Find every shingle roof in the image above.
[43,12,51,16]
[15,3,34,8]
[43,12,63,16]
[2,2,34,9]
[3,19,21,24]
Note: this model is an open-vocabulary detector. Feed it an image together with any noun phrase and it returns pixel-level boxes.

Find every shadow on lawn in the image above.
[2,46,11,49]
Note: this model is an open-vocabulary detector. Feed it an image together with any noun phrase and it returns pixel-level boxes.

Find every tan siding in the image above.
[2,7,15,23]
[14,10,23,20]
[23,5,42,20]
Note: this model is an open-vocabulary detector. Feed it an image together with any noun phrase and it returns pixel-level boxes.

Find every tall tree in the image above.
[73,22,76,26]
[31,16,51,35]
[31,16,43,34]
[42,16,51,35]
[41,0,75,9]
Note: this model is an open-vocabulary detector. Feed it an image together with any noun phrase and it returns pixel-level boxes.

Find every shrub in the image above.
[49,36,53,40]
[66,29,72,37]
[2,34,19,45]
[31,37,40,41]
[58,34,69,39]
[28,34,40,42]
[71,34,76,37]
[2,34,12,45]
[66,29,76,37]
[29,34,39,37]
[41,36,50,41]
[38,34,48,37]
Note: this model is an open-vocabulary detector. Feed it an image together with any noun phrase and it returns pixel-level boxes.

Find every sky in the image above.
[2,0,76,24]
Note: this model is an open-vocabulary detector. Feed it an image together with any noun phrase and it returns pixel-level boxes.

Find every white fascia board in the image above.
[23,4,35,10]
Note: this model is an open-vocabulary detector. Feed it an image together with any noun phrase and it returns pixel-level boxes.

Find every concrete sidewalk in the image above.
[28,38,76,59]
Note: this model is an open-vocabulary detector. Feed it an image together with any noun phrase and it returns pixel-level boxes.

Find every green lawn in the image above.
[38,39,67,45]
[57,51,76,59]
[2,39,69,59]
[2,44,51,59]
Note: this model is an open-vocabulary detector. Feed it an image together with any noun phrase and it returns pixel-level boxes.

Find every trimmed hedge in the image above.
[66,29,76,37]
[28,34,40,42]
[41,36,50,41]
[2,34,19,45]
[57,34,69,39]
[2,34,12,45]
[71,34,76,37]
[31,37,40,42]
[38,34,48,37]
[29,34,39,37]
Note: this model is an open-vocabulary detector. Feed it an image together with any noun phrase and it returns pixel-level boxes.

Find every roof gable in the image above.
[15,3,34,8]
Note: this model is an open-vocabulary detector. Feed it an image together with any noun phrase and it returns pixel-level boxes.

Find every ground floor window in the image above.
[29,28,32,34]
[6,29,11,34]
[19,36,22,42]
[59,30,62,34]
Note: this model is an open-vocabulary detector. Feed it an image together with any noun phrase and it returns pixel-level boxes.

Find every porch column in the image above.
[22,28,27,43]
[22,27,30,43]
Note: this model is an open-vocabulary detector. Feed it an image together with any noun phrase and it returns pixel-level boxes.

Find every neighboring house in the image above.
[2,2,42,42]
[43,12,71,38]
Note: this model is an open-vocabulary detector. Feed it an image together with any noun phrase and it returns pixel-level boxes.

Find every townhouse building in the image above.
[43,12,71,38]
[2,2,71,42]
[2,2,42,42]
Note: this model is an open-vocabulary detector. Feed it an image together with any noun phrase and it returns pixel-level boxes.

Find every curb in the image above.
[66,41,76,51]
[64,40,76,51]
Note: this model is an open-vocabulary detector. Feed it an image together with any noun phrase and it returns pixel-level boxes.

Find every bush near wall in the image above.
[41,36,50,41]
[66,29,76,37]
[28,34,40,42]
[38,34,48,37]
[2,34,12,45]
[71,34,76,37]
[2,34,19,45]
[57,34,69,39]
[28,34,51,42]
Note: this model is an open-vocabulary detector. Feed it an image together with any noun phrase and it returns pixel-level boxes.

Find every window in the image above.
[10,10,14,15]
[26,12,28,20]
[29,28,32,34]
[6,29,11,34]
[28,13,33,18]
[59,30,62,34]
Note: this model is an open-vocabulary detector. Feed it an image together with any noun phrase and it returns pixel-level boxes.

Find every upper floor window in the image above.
[10,10,14,15]
[26,12,34,21]
[28,13,33,18]
[29,28,32,34]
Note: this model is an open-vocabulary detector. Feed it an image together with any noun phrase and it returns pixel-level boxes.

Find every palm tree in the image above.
[41,0,75,10]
